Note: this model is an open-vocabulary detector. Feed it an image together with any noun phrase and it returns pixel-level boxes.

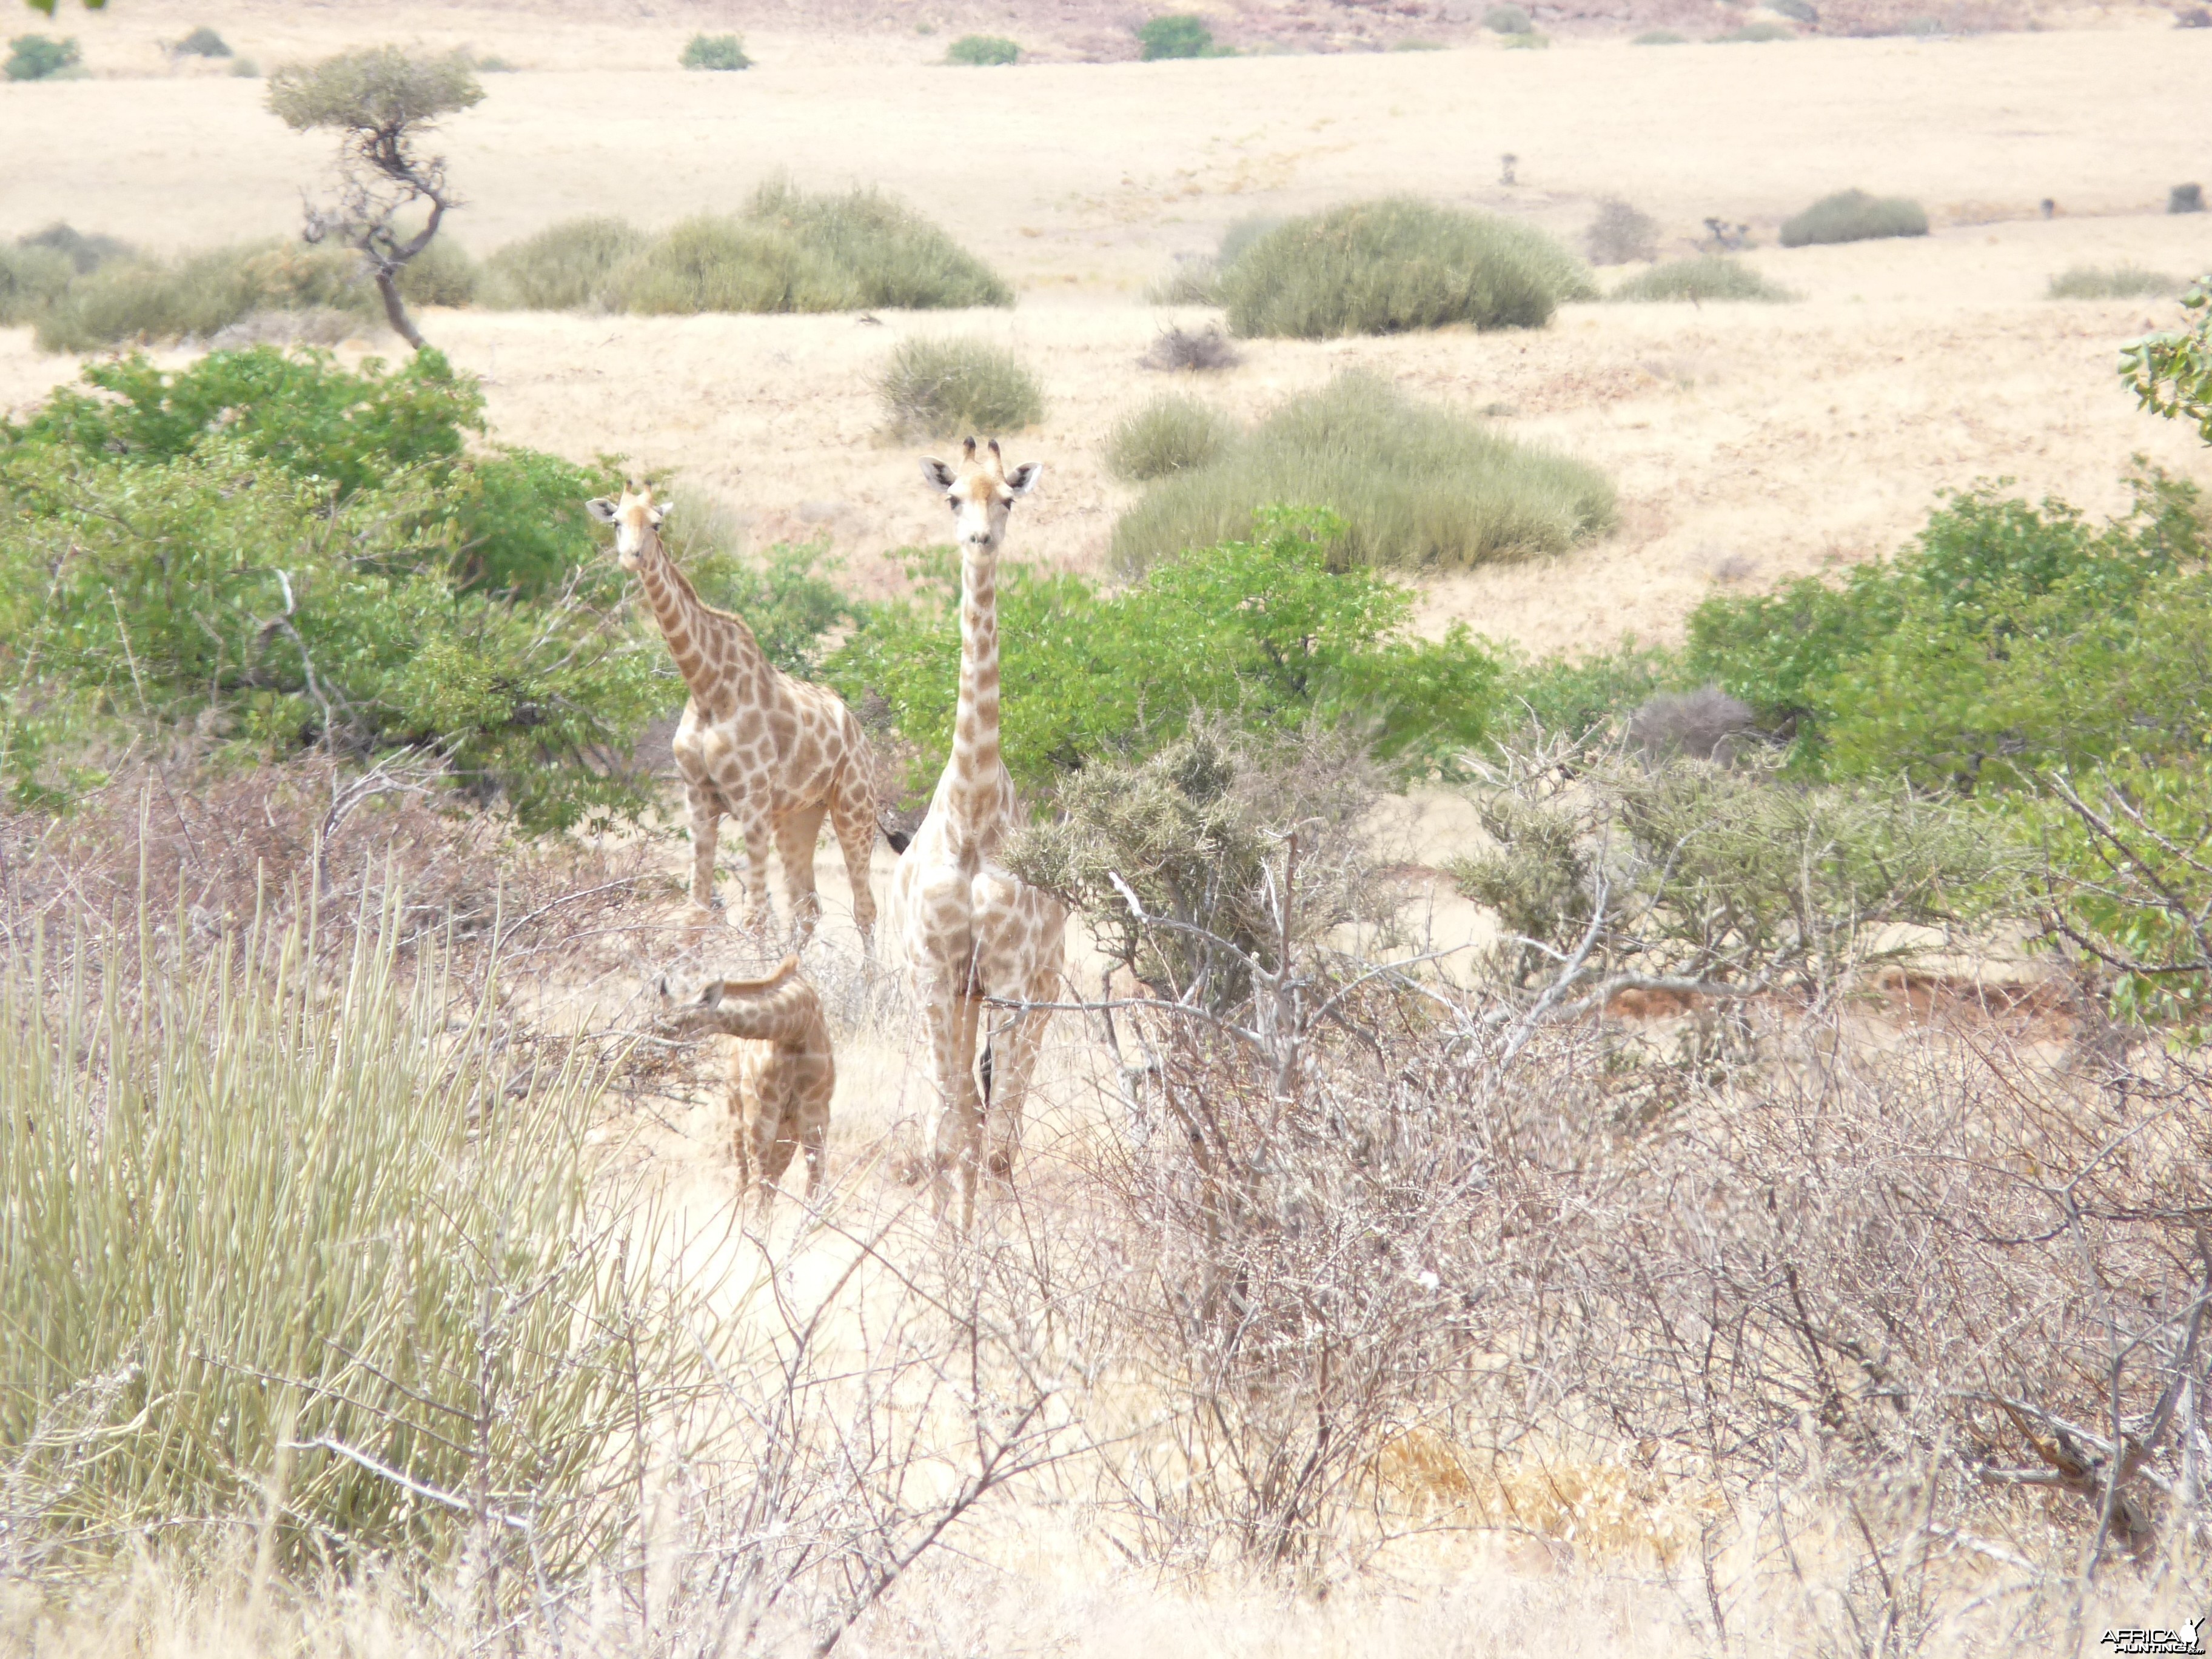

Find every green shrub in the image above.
[1714,21,1797,39]
[1110,372,1614,575]
[680,32,750,70]
[604,215,857,315]
[172,25,231,57]
[2046,264,2182,300]
[878,336,1044,437]
[947,33,1021,63]
[1105,394,1235,481]
[1632,28,1688,41]
[828,508,1506,796]
[32,241,381,352]
[395,234,477,306]
[1220,198,1592,339]
[1610,255,1795,302]
[745,178,1013,309]
[0,909,707,1572]
[481,216,645,310]
[1503,642,1683,741]
[1139,15,1218,58]
[4,33,78,81]
[1,348,660,825]
[1483,4,1532,28]
[2123,275,2212,444]
[0,244,72,326]
[19,222,134,274]
[1778,188,1928,247]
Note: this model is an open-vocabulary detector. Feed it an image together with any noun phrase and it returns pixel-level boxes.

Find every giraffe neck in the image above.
[708,981,817,1046]
[632,529,762,703]
[948,541,1005,846]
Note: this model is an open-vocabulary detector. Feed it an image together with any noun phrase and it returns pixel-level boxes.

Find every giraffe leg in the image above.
[774,800,828,949]
[800,1110,826,1200]
[757,1125,799,1213]
[725,790,775,940]
[984,971,1056,1181]
[928,988,987,1230]
[828,759,880,955]
[684,777,722,920]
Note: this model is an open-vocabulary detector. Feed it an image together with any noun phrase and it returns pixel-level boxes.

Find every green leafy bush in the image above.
[0,244,72,326]
[680,32,751,70]
[1484,4,1533,28]
[1138,15,1219,58]
[172,25,231,57]
[743,179,1013,309]
[1778,188,1928,247]
[1110,372,1614,575]
[5,33,78,81]
[2123,276,2212,444]
[0,348,660,826]
[1501,642,1683,742]
[605,215,856,314]
[31,240,383,352]
[1221,199,1593,339]
[946,33,1021,63]
[1104,394,1235,481]
[828,508,1504,798]
[2046,264,2182,300]
[480,216,645,310]
[877,336,1045,438]
[1610,255,1795,303]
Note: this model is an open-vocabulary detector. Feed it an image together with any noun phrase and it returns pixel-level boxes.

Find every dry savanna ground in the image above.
[5,7,2212,1655]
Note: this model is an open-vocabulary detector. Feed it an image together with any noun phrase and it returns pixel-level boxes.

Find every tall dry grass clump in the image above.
[479,215,646,310]
[1104,394,1236,481]
[1220,199,1594,340]
[2046,263,2184,300]
[1110,372,1613,574]
[878,336,1045,437]
[603,213,858,315]
[1610,255,1796,303]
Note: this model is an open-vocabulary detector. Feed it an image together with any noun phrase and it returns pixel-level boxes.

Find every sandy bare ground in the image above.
[4,12,2210,659]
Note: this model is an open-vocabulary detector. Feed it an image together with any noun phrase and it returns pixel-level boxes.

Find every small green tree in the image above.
[4,32,78,79]
[679,33,750,70]
[267,46,484,352]
[2122,276,2212,445]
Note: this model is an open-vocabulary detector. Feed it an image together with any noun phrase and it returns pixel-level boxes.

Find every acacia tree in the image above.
[268,46,483,352]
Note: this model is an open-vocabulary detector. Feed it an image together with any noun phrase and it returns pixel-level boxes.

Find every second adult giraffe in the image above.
[588,481,880,948]
[888,440,1067,1227]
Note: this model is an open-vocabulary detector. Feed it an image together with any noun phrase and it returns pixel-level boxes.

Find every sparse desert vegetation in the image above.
[945,33,1022,64]
[1610,253,1796,301]
[5,11,2212,1655]
[2046,261,2182,298]
[1779,186,1931,246]
[680,31,751,70]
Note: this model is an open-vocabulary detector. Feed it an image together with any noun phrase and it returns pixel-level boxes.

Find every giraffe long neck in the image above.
[633,530,761,703]
[708,981,819,1047]
[948,542,1005,848]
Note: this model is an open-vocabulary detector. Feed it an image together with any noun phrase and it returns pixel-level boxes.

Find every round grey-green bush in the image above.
[879,337,1045,438]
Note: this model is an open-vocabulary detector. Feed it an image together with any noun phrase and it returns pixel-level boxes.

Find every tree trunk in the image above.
[374,266,427,352]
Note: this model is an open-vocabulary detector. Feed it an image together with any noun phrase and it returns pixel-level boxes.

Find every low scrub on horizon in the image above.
[2046,263,2184,300]
[1110,373,1614,575]
[1220,199,1595,338]
[1610,255,1796,303]
[1779,189,1928,247]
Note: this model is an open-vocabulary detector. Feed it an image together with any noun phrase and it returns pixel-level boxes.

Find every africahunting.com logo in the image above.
[2099,1618,2207,1656]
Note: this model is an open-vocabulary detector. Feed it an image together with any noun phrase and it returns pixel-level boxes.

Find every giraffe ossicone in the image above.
[586,480,883,950]
[885,437,1067,1228]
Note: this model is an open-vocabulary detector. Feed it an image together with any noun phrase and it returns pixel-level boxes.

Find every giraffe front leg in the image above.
[684,779,722,923]
[828,762,881,956]
[930,991,987,1231]
[774,801,828,950]
[726,791,775,942]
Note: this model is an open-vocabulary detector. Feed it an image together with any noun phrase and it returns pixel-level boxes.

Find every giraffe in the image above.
[657,956,834,1212]
[886,439,1067,1227]
[586,481,881,948]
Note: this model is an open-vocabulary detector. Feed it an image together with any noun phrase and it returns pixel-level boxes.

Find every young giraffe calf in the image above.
[657,956,834,1212]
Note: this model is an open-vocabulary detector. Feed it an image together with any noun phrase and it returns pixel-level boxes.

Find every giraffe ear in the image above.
[586,498,619,525]
[647,501,670,526]
[698,981,725,1010]
[920,457,957,490]
[1004,461,1043,497]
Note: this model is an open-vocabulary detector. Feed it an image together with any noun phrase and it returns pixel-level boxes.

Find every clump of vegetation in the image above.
[229,55,260,77]
[19,222,134,273]
[1219,198,1594,339]
[1146,254,1220,304]
[1714,20,1798,39]
[1140,322,1240,370]
[2170,182,2205,214]
[1610,255,1795,302]
[1778,188,1928,247]
[1586,198,1661,265]
[2046,264,2182,300]
[1104,395,1236,481]
[1632,27,1688,41]
[170,25,230,58]
[830,508,1504,795]
[30,240,386,352]
[946,33,1021,64]
[1771,0,1819,19]
[1138,14,1222,58]
[680,32,751,70]
[480,215,645,310]
[5,33,79,81]
[607,214,855,314]
[0,347,666,827]
[744,178,1013,309]
[1501,31,1550,47]
[0,244,73,326]
[1110,372,1614,575]
[269,45,486,352]
[877,336,1045,438]
[1483,4,1533,28]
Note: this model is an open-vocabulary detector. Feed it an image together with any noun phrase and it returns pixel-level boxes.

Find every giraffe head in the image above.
[585,479,671,572]
[653,955,801,1036]
[920,438,1041,554]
